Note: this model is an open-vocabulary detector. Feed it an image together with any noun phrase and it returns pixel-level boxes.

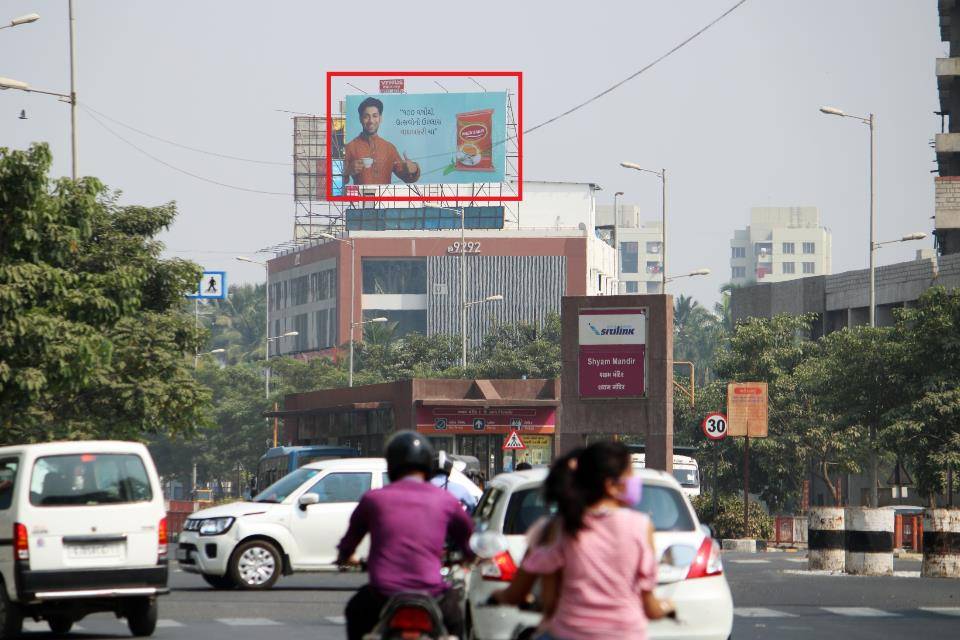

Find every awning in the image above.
[416,399,560,407]
[262,401,392,418]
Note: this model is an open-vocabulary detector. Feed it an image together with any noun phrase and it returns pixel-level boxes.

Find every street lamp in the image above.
[665,268,711,284]
[875,232,927,248]
[236,256,272,395]
[621,162,667,292]
[194,348,225,368]
[317,232,359,387]
[819,104,877,326]
[347,317,387,387]
[0,3,77,179]
[267,330,299,342]
[0,13,40,30]
[424,205,470,366]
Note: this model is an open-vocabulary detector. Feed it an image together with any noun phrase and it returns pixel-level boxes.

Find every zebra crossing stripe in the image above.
[822,607,899,617]
[216,618,283,626]
[325,615,347,625]
[920,607,960,617]
[730,559,771,564]
[156,619,185,627]
[734,608,797,618]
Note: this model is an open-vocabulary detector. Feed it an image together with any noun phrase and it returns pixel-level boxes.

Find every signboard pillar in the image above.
[560,295,673,471]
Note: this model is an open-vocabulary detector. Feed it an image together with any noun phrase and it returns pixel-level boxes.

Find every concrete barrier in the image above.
[845,507,893,576]
[808,507,844,571]
[922,509,960,578]
[721,539,757,553]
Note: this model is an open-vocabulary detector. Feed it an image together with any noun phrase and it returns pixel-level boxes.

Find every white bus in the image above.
[631,453,701,498]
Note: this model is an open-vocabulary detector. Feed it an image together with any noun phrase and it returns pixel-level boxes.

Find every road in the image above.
[18,550,960,639]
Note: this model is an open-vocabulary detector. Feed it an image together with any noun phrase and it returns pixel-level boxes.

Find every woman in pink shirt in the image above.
[520,441,672,640]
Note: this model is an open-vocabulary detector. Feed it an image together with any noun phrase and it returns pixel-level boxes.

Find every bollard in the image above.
[845,507,894,575]
[922,509,960,578]
[808,507,844,571]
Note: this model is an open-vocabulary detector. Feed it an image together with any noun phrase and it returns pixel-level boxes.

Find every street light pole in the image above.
[68,0,78,180]
[868,113,876,328]
[461,207,467,369]
[620,163,667,292]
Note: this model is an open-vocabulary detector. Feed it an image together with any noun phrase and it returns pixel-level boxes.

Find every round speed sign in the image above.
[702,412,727,440]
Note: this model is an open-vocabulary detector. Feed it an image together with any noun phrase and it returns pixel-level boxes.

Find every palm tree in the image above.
[206,283,266,364]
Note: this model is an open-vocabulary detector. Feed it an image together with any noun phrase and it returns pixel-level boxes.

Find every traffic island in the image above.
[721,538,757,553]
[922,508,960,578]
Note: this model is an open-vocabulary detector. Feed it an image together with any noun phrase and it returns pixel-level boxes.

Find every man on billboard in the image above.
[344,97,421,185]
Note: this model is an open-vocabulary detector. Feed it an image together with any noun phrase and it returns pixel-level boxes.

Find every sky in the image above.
[0,0,944,307]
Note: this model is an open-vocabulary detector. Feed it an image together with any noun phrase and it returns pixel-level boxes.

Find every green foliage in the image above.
[693,492,773,540]
[204,283,267,364]
[472,314,562,380]
[0,144,209,444]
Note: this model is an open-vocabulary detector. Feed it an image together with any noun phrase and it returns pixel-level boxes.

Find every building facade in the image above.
[729,207,832,286]
[936,0,960,254]
[266,181,619,356]
[595,203,664,294]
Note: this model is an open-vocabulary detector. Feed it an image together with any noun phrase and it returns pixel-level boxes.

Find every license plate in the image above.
[66,542,123,559]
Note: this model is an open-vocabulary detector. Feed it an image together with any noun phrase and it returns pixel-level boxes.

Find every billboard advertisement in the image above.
[578,308,647,398]
[342,91,507,187]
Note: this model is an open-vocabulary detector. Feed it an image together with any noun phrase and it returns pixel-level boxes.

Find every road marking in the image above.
[217,618,283,626]
[156,619,184,627]
[325,615,346,625]
[734,608,797,618]
[785,557,807,563]
[921,607,960,617]
[822,607,899,617]
[730,559,770,564]
[23,621,85,631]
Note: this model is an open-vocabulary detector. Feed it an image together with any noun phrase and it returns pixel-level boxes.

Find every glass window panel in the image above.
[620,242,639,273]
[362,259,427,294]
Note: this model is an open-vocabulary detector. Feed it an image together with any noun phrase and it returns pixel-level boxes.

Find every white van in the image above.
[0,441,168,637]
[632,453,701,498]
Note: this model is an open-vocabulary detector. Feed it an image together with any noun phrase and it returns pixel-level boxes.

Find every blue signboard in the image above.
[187,271,227,299]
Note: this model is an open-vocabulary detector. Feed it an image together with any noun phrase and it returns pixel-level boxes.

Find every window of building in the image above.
[803,262,815,274]
[646,281,661,294]
[362,259,427,294]
[620,242,639,273]
[732,266,746,279]
[294,314,309,351]
[782,242,795,255]
[803,242,815,254]
[346,206,505,231]
[731,246,746,259]
[291,275,309,306]
[624,281,639,294]
[646,241,662,255]
[646,261,662,275]
[363,309,426,337]
[755,243,773,258]
[782,262,795,274]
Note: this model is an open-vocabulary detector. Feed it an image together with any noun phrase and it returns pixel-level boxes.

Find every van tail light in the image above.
[480,551,518,582]
[686,536,723,579]
[14,523,29,562]
[388,606,434,633]
[158,518,168,558]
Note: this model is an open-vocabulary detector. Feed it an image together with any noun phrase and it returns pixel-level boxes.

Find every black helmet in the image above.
[385,431,435,481]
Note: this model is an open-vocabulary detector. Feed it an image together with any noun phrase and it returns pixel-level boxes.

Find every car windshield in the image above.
[253,467,320,503]
[672,468,699,487]
[30,454,152,507]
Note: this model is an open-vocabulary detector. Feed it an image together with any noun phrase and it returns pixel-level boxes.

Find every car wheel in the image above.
[202,573,237,589]
[0,582,23,638]
[230,539,281,590]
[126,597,158,637]
[48,615,73,634]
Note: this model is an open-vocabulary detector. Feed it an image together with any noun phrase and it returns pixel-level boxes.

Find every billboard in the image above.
[578,308,647,398]
[726,382,769,437]
[342,91,507,188]
[416,405,556,435]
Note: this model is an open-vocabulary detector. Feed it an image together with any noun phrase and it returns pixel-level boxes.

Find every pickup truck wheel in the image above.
[48,615,73,634]
[0,584,23,638]
[202,573,237,589]
[230,540,281,589]
[126,596,158,637]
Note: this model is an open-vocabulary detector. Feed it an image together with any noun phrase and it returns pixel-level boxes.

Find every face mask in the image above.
[620,475,643,507]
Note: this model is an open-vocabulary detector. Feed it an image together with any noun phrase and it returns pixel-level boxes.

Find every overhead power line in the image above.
[80,103,290,166]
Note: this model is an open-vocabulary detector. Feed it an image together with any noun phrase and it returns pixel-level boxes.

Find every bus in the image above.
[254,445,360,494]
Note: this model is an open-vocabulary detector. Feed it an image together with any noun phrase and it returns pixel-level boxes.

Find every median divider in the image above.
[922,509,960,578]
[808,507,845,571]
[844,507,893,576]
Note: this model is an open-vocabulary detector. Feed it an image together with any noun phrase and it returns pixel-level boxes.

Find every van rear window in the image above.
[30,454,152,506]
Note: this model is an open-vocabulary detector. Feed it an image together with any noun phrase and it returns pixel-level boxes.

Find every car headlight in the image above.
[199,517,235,536]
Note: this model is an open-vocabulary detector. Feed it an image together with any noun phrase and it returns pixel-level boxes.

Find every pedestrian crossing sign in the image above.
[502,430,526,450]
[187,271,227,300]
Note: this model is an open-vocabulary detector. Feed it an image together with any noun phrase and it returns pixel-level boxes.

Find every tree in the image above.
[884,287,960,503]
[0,144,209,443]
[205,283,267,364]
[473,313,562,380]
[674,295,722,387]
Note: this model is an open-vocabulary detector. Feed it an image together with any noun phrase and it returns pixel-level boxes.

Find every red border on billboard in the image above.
[325,71,523,202]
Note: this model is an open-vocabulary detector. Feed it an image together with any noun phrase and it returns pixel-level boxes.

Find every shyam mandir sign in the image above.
[577,308,647,398]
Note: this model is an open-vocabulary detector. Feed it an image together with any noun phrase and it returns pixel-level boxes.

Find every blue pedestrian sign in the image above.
[187,271,227,299]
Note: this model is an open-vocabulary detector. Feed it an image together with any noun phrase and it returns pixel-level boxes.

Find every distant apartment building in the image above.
[595,203,663,295]
[729,207,832,286]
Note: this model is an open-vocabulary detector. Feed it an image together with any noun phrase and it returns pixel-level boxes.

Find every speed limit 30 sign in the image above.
[702,412,727,440]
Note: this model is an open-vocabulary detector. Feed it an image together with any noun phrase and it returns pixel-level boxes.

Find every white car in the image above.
[466,468,733,640]
[0,441,168,637]
[177,457,480,589]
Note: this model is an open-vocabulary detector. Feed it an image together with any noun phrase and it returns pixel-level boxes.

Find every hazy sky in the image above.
[0,0,943,306]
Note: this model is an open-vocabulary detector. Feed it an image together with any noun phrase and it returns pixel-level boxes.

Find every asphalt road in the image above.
[15,550,960,639]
